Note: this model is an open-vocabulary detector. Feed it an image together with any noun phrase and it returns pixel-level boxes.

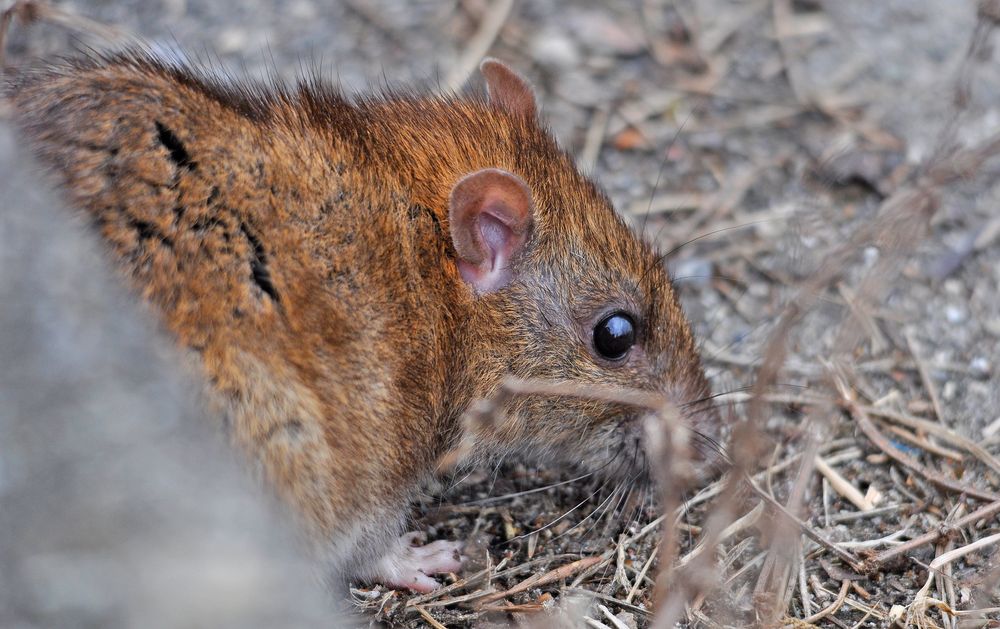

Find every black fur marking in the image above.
[155,121,197,171]
[192,215,225,233]
[240,221,281,304]
[423,205,444,236]
[128,215,174,249]
[408,205,444,237]
[132,218,157,240]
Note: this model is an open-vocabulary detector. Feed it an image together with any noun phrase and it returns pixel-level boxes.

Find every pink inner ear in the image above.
[458,212,515,291]
[478,214,508,260]
[448,169,534,295]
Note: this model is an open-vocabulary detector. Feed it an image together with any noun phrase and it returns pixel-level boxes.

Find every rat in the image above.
[5,50,717,593]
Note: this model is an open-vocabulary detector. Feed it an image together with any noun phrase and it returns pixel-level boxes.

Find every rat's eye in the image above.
[593,312,636,360]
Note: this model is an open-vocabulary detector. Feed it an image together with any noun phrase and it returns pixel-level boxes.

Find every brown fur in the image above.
[6,50,714,585]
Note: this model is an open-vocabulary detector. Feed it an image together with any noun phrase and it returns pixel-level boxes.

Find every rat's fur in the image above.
[7,51,714,588]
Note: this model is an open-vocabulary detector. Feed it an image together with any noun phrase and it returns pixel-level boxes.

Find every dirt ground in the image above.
[2,0,999,627]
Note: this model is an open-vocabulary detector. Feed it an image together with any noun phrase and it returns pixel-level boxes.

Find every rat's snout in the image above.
[624,377,726,484]
[673,387,728,477]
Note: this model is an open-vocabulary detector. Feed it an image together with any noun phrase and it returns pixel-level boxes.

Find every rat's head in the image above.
[448,61,720,486]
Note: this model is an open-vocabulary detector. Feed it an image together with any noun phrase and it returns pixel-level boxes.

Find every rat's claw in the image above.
[371,533,465,593]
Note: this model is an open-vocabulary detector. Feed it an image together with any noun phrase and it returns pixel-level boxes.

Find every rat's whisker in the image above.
[546,478,626,545]
[672,273,751,289]
[636,219,777,295]
[485,453,511,497]
[684,382,812,409]
[594,482,627,524]
[504,474,615,543]
[439,466,480,500]
[459,468,600,506]
[638,112,693,241]
[680,385,757,408]
[593,484,629,541]
[694,276,753,356]
[689,428,727,454]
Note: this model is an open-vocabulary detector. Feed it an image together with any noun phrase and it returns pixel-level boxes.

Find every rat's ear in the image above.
[449,168,534,294]
[480,58,536,118]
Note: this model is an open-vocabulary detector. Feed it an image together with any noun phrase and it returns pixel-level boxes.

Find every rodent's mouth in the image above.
[605,432,652,487]
[592,408,727,490]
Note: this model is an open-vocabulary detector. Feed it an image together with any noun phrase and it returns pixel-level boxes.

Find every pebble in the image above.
[944,304,967,324]
[943,278,963,295]
[942,380,957,401]
[749,282,770,298]
[531,28,580,68]
[217,26,248,54]
[970,356,991,377]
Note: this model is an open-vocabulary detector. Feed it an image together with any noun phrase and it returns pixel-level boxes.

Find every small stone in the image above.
[616,611,639,629]
[217,27,248,54]
[970,356,991,377]
[531,28,579,68]
[749,282,770,298]
[945,304,967,324]
[942,380,957,401]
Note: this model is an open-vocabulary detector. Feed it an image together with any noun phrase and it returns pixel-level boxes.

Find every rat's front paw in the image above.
[372,532,465,593]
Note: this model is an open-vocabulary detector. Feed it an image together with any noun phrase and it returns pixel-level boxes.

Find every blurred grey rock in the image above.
[217,26,250,53]
[531,27,580,68]
[971,356,991,378]
[945,304,968,324]
[942,380,958,401]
